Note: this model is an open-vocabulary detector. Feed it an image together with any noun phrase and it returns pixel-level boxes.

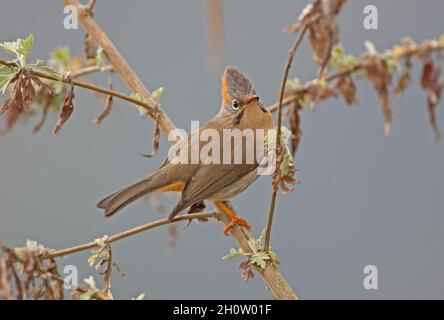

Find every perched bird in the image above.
[97,66,275,234]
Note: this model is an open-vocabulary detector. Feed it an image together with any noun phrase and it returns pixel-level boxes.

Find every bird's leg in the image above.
[214,201,251,235]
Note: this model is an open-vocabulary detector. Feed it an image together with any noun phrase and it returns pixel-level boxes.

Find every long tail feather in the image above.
[97,174,165,217]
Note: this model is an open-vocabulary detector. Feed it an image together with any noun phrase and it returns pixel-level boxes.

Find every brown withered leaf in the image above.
[1,68,54,134]
[336,75,357,105]
[308,15,338,66]
[1,104,20,135]
[283,0,346,67]
[239,260,254,282]
[0,243,64,300]
[394,58,412,99]
[363,53,393,137]
[53,84,74,135]
[32,87,53,133]
[21,77,36,110]
[421,58,442,142]
[307,80,338,111]
[283,0,346,33]
[0,98,11,114]
[84,33,97,60]
[287,102,302,156]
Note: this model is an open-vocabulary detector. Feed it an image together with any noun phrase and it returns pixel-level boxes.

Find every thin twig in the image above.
[71,64,113,78]
[86,0,97,12]
[43,212,217,260]
[0,59,156,117]
[264,26,307,253]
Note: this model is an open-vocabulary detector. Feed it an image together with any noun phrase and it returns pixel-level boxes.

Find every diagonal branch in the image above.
[63,0,176,135]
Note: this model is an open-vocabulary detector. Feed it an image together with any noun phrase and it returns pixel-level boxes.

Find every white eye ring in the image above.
[232,99,240,110]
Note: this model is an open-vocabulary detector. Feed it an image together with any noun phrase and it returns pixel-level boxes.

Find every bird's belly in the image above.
[210,170,259,200]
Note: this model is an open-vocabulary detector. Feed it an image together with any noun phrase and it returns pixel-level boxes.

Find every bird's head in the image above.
[219,66,270,128]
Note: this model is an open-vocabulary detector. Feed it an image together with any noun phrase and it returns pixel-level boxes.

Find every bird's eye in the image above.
[231,99,240,110]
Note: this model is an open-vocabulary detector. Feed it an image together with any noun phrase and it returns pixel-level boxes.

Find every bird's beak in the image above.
[244,95,259,106]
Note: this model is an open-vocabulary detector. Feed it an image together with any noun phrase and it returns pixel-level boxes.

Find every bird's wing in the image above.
[169,163,257,218]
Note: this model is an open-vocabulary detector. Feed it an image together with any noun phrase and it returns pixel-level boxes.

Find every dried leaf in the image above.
[1,101,20,134]
[363,52,393,136]
[239,261,254,282]
[287,102,302,156]
[84,33,96,60]
[283,0,346,66]
[336,75,357,105]
[53,84,74,135]
[421,58,442,142]
[32,87,53,133]
[0,242,63,300]
[394,58,412,99]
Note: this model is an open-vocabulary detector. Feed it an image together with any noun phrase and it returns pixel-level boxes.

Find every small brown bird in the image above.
[97,66,275,234]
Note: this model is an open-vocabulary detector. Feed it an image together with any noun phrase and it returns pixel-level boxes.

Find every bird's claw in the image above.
[224,216,251,235]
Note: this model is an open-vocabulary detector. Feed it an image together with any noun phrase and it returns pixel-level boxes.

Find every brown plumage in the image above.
[97,66,275,234]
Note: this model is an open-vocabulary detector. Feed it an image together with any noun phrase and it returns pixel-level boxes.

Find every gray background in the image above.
[1,0,443,299]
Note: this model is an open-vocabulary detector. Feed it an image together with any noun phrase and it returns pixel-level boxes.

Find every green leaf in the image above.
[364,40,377,54]
[223,248,248,260]
[0,41,19,57]
[151,87,164,102]
[0,64,19,94]
[16,34,34,61]
[0,34,34,66]
[30,60,60,78]
[95,47,106,69]
[50,46,70,70]
[250,251,270,269]
[280,152,294,176]
[265,126,291,148]
[330,44,359,69]
[87,252,99,268]
[247,239,259,254]
[285,77,301,88]
[130,92,143,102]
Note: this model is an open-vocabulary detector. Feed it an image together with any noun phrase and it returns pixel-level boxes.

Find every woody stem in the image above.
[264,26,307,253]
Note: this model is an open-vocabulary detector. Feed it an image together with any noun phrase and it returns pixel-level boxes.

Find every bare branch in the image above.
[264,26,308,253]
[43,212,217,260]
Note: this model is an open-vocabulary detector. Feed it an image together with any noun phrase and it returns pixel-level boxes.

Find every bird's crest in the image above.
[221,66,255,105]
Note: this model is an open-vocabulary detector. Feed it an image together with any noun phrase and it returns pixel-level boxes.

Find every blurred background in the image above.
[1,0,443,299]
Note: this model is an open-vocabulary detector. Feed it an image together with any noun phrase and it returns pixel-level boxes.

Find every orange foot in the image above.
[214,201,251,235]
[224,216,251,235]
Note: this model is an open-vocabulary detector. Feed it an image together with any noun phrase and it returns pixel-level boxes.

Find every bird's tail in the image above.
[97,171,169,217]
